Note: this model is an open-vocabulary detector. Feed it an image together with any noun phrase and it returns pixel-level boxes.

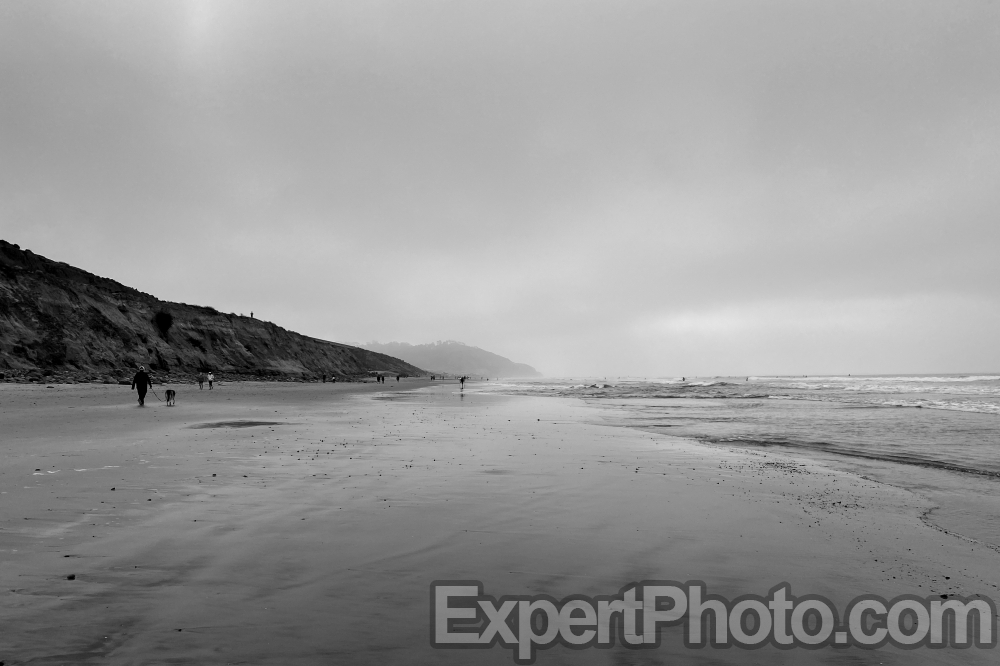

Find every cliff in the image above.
[360,340,541,378]
[0,240,424,382]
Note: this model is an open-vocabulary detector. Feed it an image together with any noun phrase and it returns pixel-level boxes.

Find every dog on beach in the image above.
[164,389,176,406]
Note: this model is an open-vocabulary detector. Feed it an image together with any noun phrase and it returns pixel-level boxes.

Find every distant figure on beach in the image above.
[131,365,152,406]
[322,373,326,383]
[197,373,205,390]
[396,375,400,383]
[207,372,215,389]
[460,376,466,390]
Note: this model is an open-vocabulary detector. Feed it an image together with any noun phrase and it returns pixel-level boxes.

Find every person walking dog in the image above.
[132,365,152,406]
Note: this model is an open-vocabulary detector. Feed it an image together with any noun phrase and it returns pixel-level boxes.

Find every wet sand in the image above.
[1,381,998,664]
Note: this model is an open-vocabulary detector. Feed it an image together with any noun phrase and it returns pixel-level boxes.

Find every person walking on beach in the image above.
[460,376,466,390]
[207,372,214,389]
[131,365,152,406]
[197,373,205,390]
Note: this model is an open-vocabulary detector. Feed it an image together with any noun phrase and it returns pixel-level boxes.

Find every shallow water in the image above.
[477,375,1000,548]
[479,375,1000,475]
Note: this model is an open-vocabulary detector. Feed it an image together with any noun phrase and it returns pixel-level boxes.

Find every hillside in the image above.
[360,340,541,378]
[0,240,424,382]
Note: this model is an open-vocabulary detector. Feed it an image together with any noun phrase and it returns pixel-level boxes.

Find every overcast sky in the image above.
[2,1,998,376]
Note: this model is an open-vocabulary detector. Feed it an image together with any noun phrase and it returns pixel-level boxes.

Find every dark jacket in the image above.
[132,371,152,391]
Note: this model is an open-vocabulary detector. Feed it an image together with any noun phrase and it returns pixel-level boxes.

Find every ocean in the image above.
[475,374,1000,549]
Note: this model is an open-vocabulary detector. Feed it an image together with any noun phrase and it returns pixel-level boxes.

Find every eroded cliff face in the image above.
[0,241,424,382]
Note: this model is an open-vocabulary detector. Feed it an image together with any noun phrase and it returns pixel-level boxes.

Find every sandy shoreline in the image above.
[1,381,998,664]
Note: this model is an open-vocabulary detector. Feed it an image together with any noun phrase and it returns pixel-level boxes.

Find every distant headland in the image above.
[360,340,541,378]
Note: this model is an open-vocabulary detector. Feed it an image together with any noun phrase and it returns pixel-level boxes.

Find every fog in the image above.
[3,1,998,375]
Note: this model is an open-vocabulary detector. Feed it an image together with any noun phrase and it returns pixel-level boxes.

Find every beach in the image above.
[1,380,997,664]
